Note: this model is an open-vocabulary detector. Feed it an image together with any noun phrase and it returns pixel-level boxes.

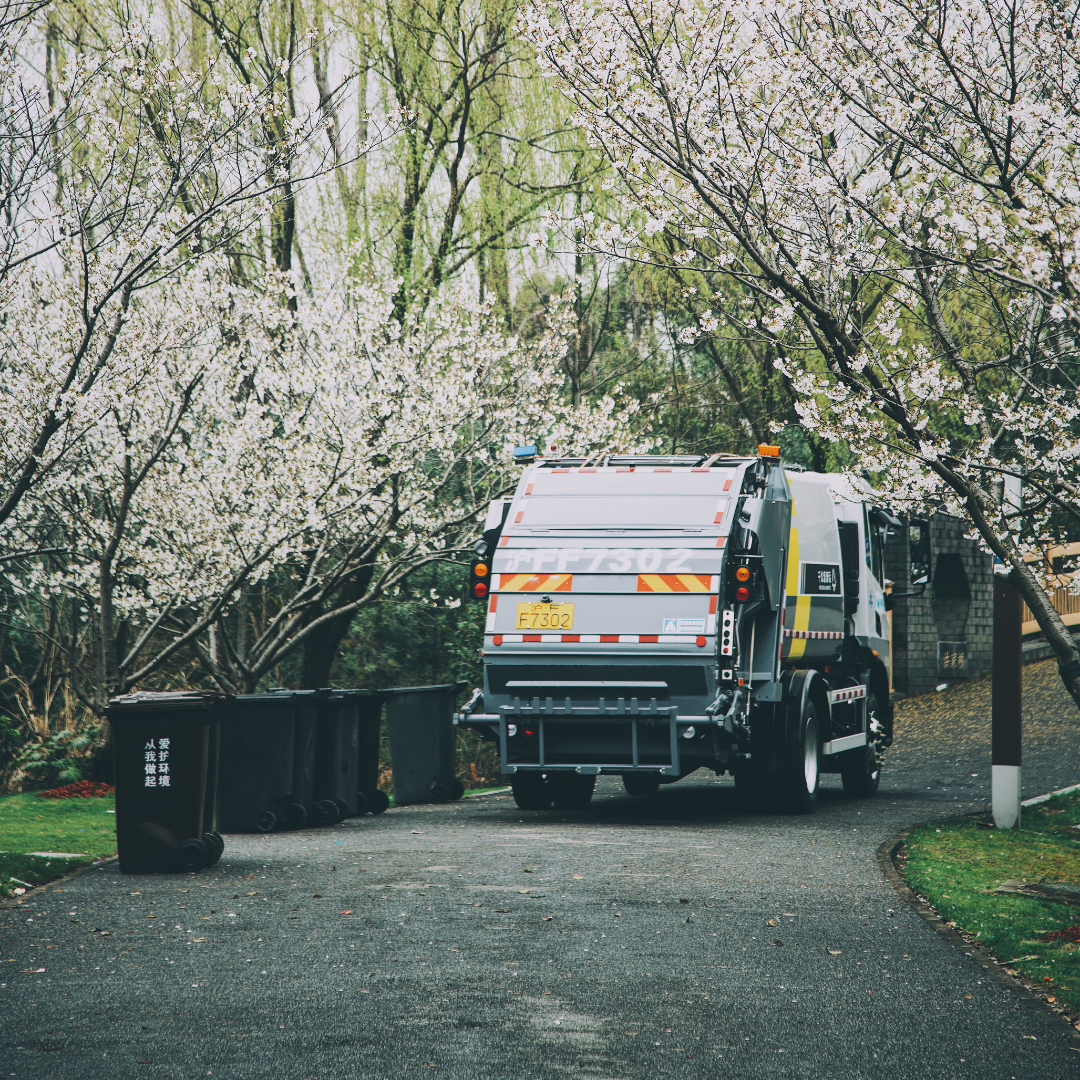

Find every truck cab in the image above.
[457,449,893,813]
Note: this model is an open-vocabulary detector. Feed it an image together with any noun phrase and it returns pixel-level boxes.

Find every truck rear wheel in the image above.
[549,773,596,810]
[841,693,883,798]
[510,773,552,810]
[622,773,661,798]
[779,701,820,814]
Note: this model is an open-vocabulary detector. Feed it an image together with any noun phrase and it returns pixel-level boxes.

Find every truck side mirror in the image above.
[909,517,931,586]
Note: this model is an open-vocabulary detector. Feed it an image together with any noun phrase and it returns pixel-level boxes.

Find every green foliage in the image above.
[13,727,98,791]
[0,715,24,774]
[902,792,1080,1017]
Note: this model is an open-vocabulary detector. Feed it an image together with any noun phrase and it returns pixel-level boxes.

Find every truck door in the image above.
[863,505,890,661]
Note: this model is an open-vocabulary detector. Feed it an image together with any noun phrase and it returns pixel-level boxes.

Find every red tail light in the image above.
[473,582,488,598]
[735,585,751,603]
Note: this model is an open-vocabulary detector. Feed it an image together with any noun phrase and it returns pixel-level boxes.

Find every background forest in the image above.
[0,0,823,791]
[5,0,1079,791]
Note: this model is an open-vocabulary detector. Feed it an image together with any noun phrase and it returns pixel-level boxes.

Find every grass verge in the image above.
[900,789,1080,1022]
[0,791,117,897]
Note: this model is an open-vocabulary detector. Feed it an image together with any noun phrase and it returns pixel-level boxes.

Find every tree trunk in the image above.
[297,567,375,689]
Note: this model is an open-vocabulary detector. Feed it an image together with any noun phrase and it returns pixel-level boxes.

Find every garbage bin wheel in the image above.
[450,778,466,800]
[549,773,596,811]
[334,798,351,820]
[202,832,224,866]
[428,781,451,803]
[256,810,278,833]
[510,773,552,811]
[367,790,390,815]
[316,799,342,824]
[285,803,308,829]
[174,837,210,872]
[354,791,369,816]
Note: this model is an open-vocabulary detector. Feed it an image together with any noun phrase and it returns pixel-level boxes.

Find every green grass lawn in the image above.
[0,792,116,897]
[902,789,1080,1019]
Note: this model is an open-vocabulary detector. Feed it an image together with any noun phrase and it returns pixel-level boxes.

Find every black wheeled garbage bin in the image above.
[356,691,389,814]
[108,691,229,873]
[385,683,466,805]
[313,689,363,821]
[217,690,330,832]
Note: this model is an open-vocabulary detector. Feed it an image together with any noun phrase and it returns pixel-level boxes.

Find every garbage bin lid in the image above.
[106,690,233,714]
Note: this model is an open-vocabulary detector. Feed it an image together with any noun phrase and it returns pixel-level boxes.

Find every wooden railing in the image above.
[1022,586,1080,636]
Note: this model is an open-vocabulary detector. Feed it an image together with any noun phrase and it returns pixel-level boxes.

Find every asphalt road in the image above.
[3,688,1080,1080]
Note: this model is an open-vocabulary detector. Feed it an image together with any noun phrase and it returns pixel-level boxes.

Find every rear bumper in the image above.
[458,704,717,776]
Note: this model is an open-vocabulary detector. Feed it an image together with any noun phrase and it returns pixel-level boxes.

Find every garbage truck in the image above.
[456,446,924,813]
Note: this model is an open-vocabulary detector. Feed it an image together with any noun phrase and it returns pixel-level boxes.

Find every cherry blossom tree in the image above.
[522,0,1080,706]
[9,253,638,711]
[0,15,394,546]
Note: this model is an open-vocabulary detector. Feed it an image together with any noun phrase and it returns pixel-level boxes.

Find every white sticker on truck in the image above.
[662,618,706,633]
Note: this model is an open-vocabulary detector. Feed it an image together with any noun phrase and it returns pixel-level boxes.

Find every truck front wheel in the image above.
[510,773,552,810]
[780,701,820,814]
[841,693,883,798]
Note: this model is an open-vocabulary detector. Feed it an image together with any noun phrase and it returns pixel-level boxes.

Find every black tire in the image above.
[779,701,820,814]
[202,832,224,865]
[334,798,351,820]
[255,810,277,833]
[367,789,390,815]
[449,778,466,800]
[317,799,342,823]
[549,773,596,811]
[622,772,661,798]
[174,837,210,872]
[355,791,369,816]
[510,772,552,810]
[428,781,451,803]
[841,692,883,798]
[285,802,308,829]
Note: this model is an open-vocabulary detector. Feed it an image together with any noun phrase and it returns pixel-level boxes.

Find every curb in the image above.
[1022,783,1080,808]
[463,787,510,798]
[0,853,118,911]
[877,829,1080,1050]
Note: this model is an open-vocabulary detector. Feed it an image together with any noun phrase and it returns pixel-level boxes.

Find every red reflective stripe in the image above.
[493,635,503,645]
[525,483,533,494]
[514,511,524,523]
[723,479,732,491]
[489,596,497,612]
[709,596,718,614]
[639,635,659,643]
[552,469,570,474]
[715,536,726,547]
[653,468,671,473]
[579,468,597,473]
[714,511,724,523]
[561,634,580,642]
[499,537,508,546]
[524,634,541,642]
[600,635,619,642]
[617,468,634,473]
[691,468,710,473]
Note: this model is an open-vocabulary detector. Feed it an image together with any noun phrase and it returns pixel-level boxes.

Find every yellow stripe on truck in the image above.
[786,524,808,659]
[636,574,711,593]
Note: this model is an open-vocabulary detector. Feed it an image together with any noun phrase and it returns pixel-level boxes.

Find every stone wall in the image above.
[885,514,994,696]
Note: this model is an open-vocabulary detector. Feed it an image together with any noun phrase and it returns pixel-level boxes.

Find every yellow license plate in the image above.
[515,601,574,630]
